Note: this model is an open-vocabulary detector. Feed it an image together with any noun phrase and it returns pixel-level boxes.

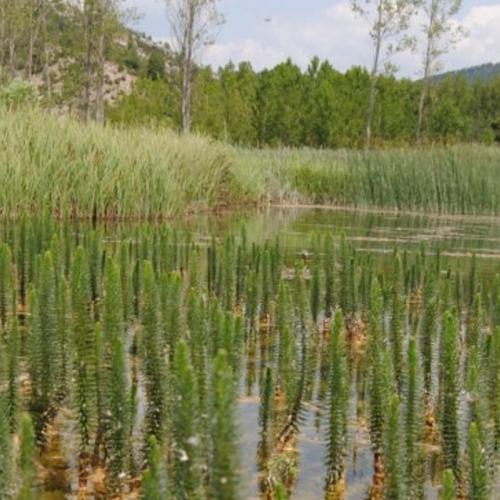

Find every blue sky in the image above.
[127,0,500,77]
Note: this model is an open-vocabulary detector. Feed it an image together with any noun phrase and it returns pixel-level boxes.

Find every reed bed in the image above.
[239,145,500,215]
[1,109,500,219]
[0,108,242,220]
[1,218,500,498]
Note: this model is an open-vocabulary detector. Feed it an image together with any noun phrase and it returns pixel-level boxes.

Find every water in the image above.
[12,206,500,499]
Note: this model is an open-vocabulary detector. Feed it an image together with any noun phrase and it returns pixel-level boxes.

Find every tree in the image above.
[351,0,418,148]
[81,0,125,122]
[416,0,464,143]
[164,0,224,132]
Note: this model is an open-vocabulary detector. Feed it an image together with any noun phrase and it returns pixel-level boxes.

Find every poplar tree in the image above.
[351,0,419,148]
[163,0,224,132]
[416,0,464,142]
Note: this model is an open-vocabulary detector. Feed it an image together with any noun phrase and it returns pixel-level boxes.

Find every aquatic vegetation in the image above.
[0,218,499,499]
[3,110,500,220]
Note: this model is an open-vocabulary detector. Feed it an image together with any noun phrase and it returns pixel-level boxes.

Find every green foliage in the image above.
[71,247,97,452]
[0,244,15,330]
[405,337,422,496]
[440,311,460,477]
[142,436,163,500]
[141,261,166,443]
[18,414,36,500]
[0,394,12,498]
[385,394,402,499]
[209,350,239,499]
[325,310,348,490]
[369,281,389,455]
[468,422,489,499]
[0,80,38,108]
[6,318,20,433]
[440,469,456,500]
[171,339,202,499]
[390,253,405,392]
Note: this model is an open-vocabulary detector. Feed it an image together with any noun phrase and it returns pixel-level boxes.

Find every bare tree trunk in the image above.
[84,1,95,122]
[44,39,52,99]
[181,4,195,133]
[95,29,105,124]
[26,3,35,79]
[365,1,384,150]
[0,2,5,82]
[416,83,428,144]
[8,38,16,76]
[365,37,382,150]
[416,2,437,144]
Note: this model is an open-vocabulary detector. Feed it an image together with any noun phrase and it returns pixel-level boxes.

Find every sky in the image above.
[127,0,500,78]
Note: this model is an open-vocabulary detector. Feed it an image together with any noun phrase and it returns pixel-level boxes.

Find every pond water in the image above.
[11,206,500,499]
[178,206,500,260]
[177,207,500,500]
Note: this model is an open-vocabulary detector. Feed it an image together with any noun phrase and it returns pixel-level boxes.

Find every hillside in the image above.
[435,62,500,82]
[0,1,171,109]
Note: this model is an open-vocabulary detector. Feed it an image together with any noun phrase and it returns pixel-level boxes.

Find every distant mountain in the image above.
[435,62,500,82]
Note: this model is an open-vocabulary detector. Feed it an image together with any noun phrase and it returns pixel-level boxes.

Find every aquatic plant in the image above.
[468,422,489,499]
[18,414,36,500]
[141,261,167,445]
[325,310,348,495]
[440,311,460,477]
[171,339,202,499]
[209,350,239,499]
[385,394,402,499]
[440,469,456,500]
[142,436,163,500]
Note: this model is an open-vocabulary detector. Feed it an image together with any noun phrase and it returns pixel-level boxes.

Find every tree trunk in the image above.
[95,29,106,124]
[365,1,383,150]
[416,82,428,144]
[365,40,381,150]
[84,1,95,122]
[416,2,437,144]
[181,4,196,133]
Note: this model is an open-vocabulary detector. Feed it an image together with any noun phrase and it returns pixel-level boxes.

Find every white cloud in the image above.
[450,4,500,70]
[206,39,287,70]
[130,0,500,76]
[205,2,371,71]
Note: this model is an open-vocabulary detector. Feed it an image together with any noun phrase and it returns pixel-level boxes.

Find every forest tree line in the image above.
[108,56,500,148]
[1,0,499,148]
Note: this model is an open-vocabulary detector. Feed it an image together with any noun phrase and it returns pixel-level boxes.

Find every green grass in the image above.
[2,108,500,219]
[0,107,242,220]
[239,146,500,215]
